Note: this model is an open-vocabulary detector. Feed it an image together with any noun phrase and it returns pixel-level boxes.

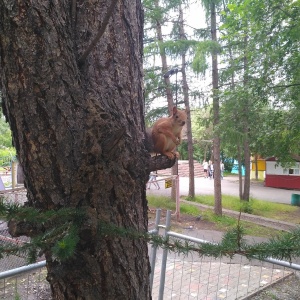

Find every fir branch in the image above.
[0,200,85,229]
[0,200,86,262]
[96,219,300,262]
[1,201,300,264]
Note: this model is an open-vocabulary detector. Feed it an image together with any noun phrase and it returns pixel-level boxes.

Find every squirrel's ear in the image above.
[172,106,177,115]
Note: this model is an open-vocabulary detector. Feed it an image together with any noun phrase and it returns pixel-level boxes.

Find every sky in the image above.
[186,2,207,29]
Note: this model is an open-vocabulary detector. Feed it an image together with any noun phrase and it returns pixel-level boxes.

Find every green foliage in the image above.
[0,200,85,263]
[201,225,247,258]
[177,141,188,160]
[245,228,300,261]
[52,226,80,261]
[0,115,12,148]
[145,106,169,127]
[14,285,21,300]
[219,0,300,162]
[177,140,204,161]
[180,203,201,215]
[0,147,16,171]
[0,147,15,158]
[202,209,238,228]
[192,40,222,74]
[147,195,176,210]
[222,158,234,173]
[240,200,253,214]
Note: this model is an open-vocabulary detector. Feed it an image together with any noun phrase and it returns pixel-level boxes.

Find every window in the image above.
[283,163,300,175]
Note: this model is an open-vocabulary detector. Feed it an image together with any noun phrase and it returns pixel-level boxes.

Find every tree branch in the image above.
[291,154,300,161]
[149,155,176,172]
[78,0,119,66]
[144,129,177,171]
[271,83,300,89]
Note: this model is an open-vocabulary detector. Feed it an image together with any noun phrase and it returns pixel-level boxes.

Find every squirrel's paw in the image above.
[164,152,176,159]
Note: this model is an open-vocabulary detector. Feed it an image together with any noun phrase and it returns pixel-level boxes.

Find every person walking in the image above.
[203,160,209,178]
[208,160,214,179]
[147,172,160,189]
[220,161,224,179]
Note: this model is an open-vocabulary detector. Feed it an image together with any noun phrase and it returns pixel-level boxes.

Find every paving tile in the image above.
[151,255,292,299]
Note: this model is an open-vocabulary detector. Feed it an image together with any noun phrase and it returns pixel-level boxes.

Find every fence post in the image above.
[11,161,17,188]
[149,209,161,293]
[176,175,180,221]
[158,210,171,300]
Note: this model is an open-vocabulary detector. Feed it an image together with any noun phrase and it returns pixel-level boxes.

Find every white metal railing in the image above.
[1,209,300,299]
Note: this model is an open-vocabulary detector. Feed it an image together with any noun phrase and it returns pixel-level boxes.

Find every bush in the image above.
[0,147,16,167]
[240,200,253,214]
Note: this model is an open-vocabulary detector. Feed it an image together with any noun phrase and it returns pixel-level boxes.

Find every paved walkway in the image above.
[152,255,293,300]
[150,227,295,300]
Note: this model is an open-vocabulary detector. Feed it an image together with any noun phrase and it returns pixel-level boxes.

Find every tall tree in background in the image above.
[219,9,253,201]
[210,0,222,215]
[0,1,162,298]
[178,4,195,198]
[144,0,197,198]
[154,0,174,112]
[195,0,223,215]
[219,0,300,198]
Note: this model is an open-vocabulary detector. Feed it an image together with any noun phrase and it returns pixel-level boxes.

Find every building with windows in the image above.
[265,157,300,189]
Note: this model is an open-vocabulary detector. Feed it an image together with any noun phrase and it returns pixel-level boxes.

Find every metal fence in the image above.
[0,188,27,205]
[0,208,300,299]
[150,210,300,300]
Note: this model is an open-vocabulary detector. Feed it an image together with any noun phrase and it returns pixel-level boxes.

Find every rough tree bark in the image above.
[0,1,171,299]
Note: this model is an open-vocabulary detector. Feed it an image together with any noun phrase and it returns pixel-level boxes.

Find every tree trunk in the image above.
[211,2,222,216]
[242,32,250,201]
[178,5,194,198]
[0,1,151,299]
[255,154,258,180]
[242,138,251,201]
[237,144,244,199]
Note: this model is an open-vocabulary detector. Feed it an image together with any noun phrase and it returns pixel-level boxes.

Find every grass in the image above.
[187,194,300,223]
[200,209,278,237]
[147,195,282,237]
[147,195,176,211]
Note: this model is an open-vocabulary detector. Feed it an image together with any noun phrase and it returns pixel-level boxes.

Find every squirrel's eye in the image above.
[175,115,178,118]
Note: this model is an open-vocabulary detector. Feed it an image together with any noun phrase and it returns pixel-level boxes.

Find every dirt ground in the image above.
[250,273,300,300]
[148,208,222,232]
[273,208,300,224]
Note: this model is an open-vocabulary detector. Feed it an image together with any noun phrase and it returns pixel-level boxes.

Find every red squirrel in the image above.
[151,106,187,159]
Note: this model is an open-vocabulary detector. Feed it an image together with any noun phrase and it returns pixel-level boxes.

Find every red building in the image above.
[265,157,300,189]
